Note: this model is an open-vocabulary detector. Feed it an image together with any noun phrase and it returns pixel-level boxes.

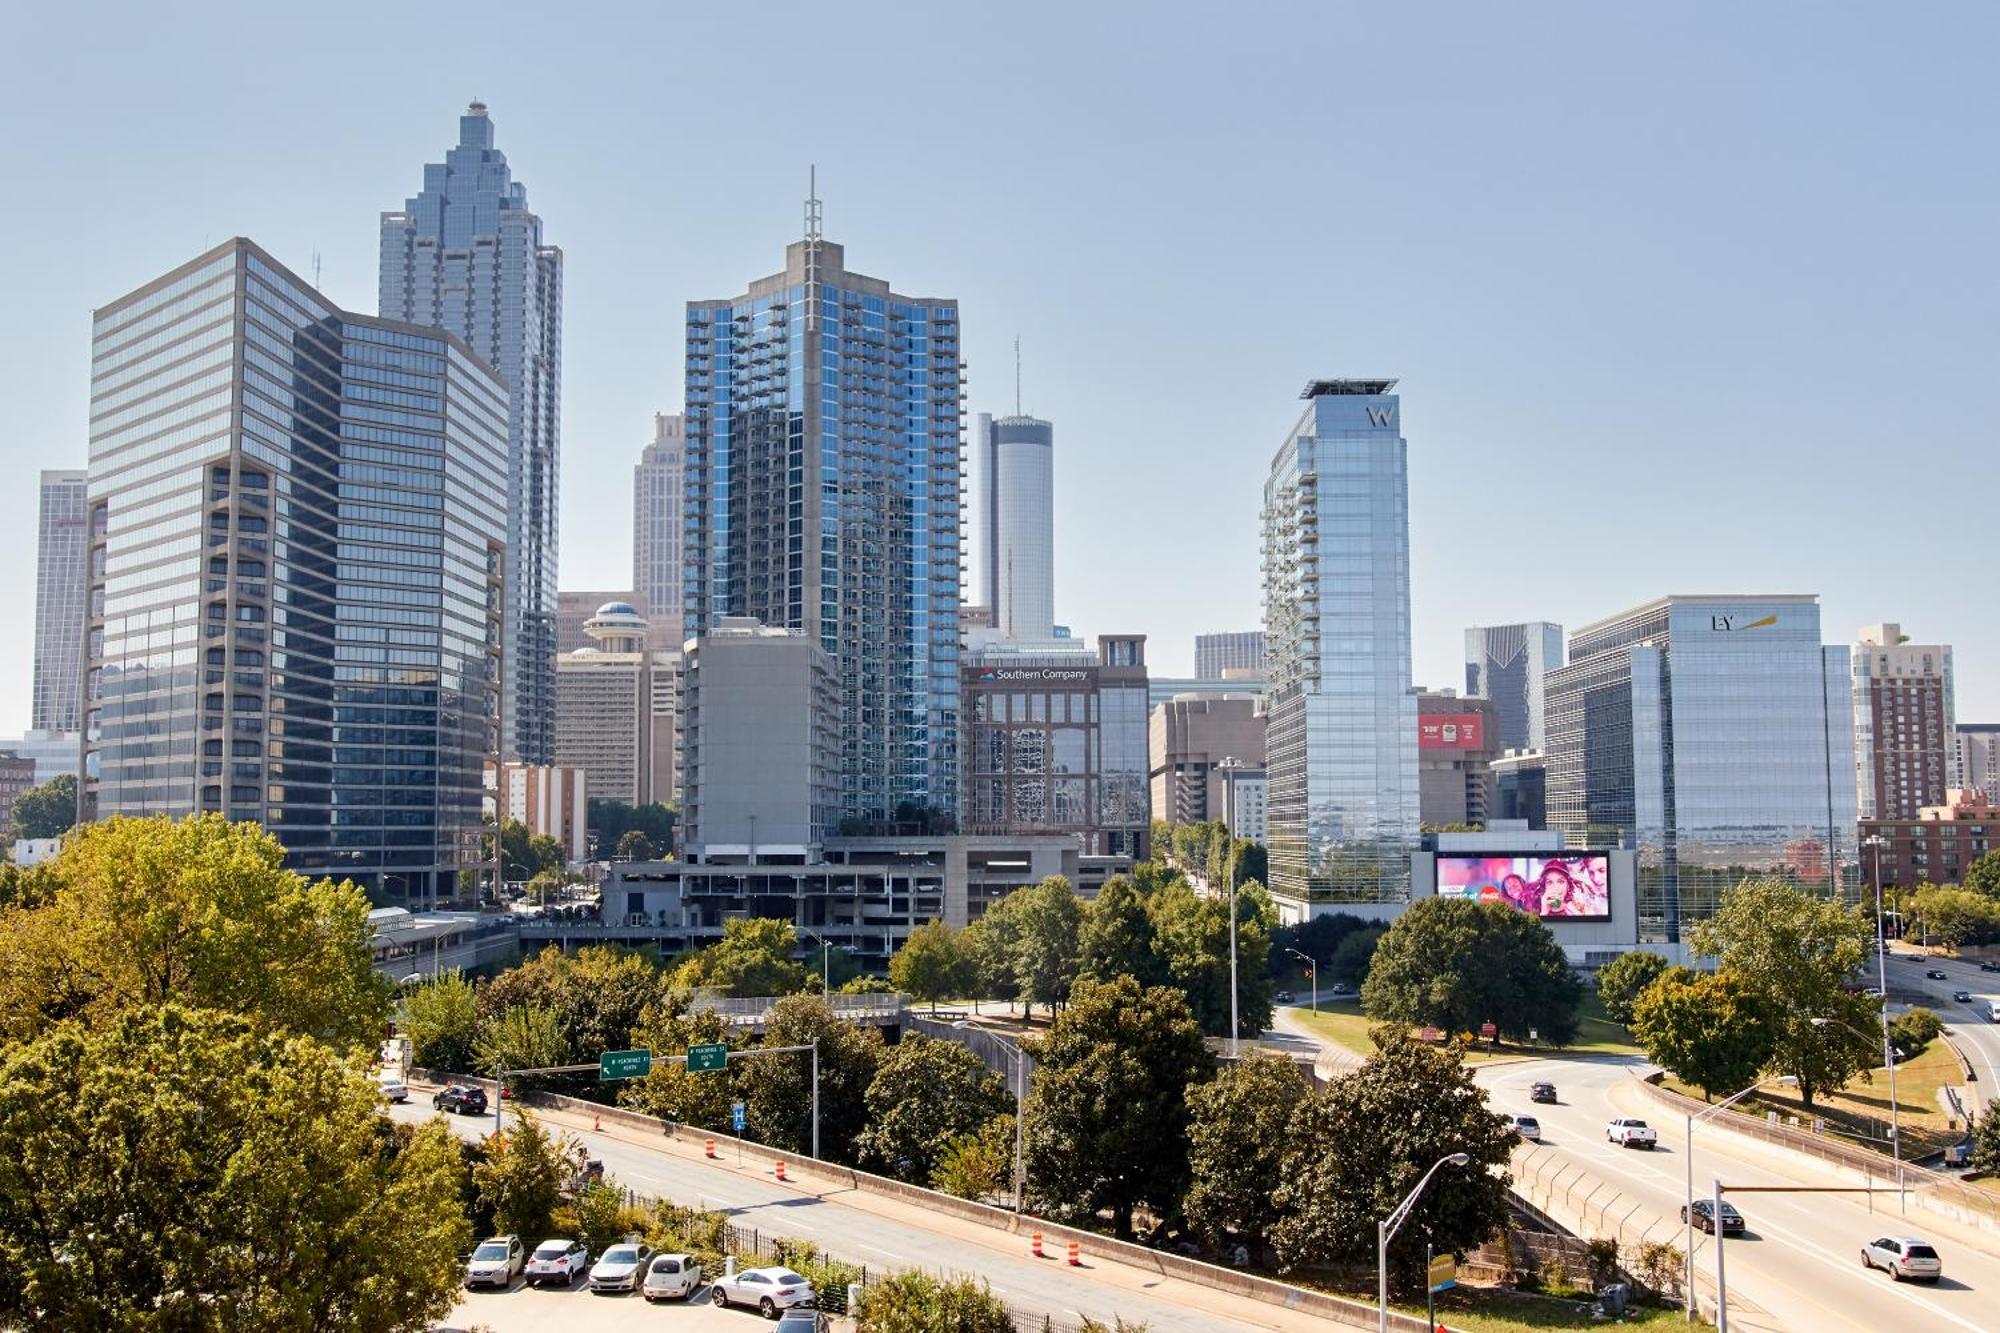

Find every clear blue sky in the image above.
[4,2,1994,732]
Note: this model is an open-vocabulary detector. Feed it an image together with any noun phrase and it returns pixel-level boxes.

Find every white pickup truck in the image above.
[1607,1117,1659,1149]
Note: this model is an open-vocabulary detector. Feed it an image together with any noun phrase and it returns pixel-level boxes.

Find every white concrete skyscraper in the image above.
[968,412,1055,640]
[33,469,88,733]
[381,101,563,763]
[633,412,686,648]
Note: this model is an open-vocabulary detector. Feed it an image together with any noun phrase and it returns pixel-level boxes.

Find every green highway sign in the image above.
[599,1049,653,1081]
[686,1042,729,1073]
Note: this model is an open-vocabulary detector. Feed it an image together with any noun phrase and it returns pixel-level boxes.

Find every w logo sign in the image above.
[1366,406,1394,427]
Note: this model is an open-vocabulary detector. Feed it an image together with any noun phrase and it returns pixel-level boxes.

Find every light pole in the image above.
[960,1021,1030,1211]
[801,927,833,1001]
[1219,757,1242,1056]
[1861,833,1902,1199]
[1284,946,1317,1013]
[1684,1075,1795,1324]
[1377,1152,1470,1333]
[1811,1012,1903,1211]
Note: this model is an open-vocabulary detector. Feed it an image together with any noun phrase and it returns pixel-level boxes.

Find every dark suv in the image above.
[1530,1082,1557,1104]
[434,1084,488,1115]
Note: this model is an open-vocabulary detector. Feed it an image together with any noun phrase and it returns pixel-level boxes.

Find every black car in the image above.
[1680,1199,1746,1234]
[1530,1081,1557,1104]
[434,1084,488,1115]
[1927,969,1950,980]
[1984,962,2000,974]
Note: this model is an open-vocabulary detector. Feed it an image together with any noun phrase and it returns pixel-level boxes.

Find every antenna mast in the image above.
[804,166,823,330]
[1014,336,1021,415]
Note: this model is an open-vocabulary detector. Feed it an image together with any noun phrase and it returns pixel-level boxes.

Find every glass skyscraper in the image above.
[1464,621,1565,753]
[1544,595,1857,942]
[33,469,88,733]
[966,412,1055,640]
[1261,379,1419,910]
[633,412,687,649]
[83,239,509,907]
[380,101,562,764]
[685,226,963,826]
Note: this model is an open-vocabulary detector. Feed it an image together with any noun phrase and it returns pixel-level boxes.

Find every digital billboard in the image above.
[1418,713,1486,750]
[1435,853,1611,921]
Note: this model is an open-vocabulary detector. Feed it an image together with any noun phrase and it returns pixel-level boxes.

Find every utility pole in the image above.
[1863,833,1903,1209]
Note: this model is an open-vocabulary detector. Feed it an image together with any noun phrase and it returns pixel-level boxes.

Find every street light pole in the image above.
[1863,833,1903,1209]
[1220,757,1241,1057]
[811,1037,820,1161]
[1713,1178,1729,1333]
[1377,1152,1471,1333]
[1685,1075,1796,1323]
[1284,946,1317,1012]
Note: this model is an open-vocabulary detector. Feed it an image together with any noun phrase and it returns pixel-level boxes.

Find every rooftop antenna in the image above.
[804,165,823,330]
[1014,336,1022,416]
[311,249,322,291]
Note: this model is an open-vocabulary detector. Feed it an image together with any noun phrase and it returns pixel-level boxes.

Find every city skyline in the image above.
[2,4,1997,734]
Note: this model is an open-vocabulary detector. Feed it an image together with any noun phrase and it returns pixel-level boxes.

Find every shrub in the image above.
[1891,1007,1943,1061]
[1633,1240,1684,1302]
[857,1269,1012,1332]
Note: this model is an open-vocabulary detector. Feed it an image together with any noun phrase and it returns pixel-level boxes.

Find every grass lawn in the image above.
[1417,1287,1696,1330]
[1285,989,1642,1065]
[1662,1038,1964,1158]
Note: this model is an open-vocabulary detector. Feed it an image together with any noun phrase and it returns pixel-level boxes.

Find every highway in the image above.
[1881,944,2000,1094]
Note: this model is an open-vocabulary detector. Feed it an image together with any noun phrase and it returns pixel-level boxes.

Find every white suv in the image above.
[463,1234,524,1289]
[1861,1235,1942,1282]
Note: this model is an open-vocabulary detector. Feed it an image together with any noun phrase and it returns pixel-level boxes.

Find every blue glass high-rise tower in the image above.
[381,101,562,763]
[685,218,963,827]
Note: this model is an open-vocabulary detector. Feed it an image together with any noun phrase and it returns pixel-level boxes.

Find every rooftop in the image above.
[1301,378,1398,398]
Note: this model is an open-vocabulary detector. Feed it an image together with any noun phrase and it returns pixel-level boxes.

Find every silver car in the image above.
[1861,1235,1942,1282]
[588,1242,655,1293]
[463,1235,523,1289]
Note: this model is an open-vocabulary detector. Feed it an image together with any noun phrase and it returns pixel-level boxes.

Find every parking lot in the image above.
[434,1281,854,1333]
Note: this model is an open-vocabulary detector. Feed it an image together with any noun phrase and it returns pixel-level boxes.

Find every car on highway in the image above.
[1330,981,1351,996]
[711,1265,816,1317]
[434,1084,488,1115]
[1274,990,1294,1003]
[640,1252,702,1301]
[1503,1113,1542,1141]
[1860,1235,1943,1282]
[1530,1081,1557,1104]
[1679,1199,1746,1235]
[1927,968,1950,980]
[1606,1117,1658,1149]
[524,1238,590,1287]
[589,1242,655,1293]
[463,1235,524,1289]
[1954,990,1972,1003]
[1984,961,2000,973]
[378,1073,408,1103]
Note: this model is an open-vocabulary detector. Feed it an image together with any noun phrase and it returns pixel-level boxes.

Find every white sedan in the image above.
[710,1266,816,1317]
[641,1252,702,1301]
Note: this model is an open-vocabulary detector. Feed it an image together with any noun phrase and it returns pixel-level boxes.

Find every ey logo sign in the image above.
[1710,614,1777,632]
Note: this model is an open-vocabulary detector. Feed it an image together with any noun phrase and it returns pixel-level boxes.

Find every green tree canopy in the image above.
[1010,875,1084,1018]
[499,816,559,881]
[1911,886,2000,948]
[474,1003,567,1087]
[588,799,676,855]
[671,917,810,997]
[614,829,655,861]
[9,773,76,841]
[1185,1051,1312,1249]
[1077,874,1168,988]
[931,1114,1016,1202]
[403,970,480,1074]
[1021,975,1212,1236]
[856,1033,1010,1183]
[1148,877,1275,1038]
[1970,1098,2000,1176]
[0,813,390,1052]
[960,894,1026,1011]
[1272,1027,1513,1292]
[621,989,737,1129]
[473,1109,570,1240]
[1329,922,1387,985]
[1964,850,2000,899]
[889,919,975,1014]
[736,995,882,1160]
[1362,897,1580,1044]
[478,944,667,1066]
[1630,967,1777,1101]
[0,1004,467,1330]
[1595,949,1671,1027]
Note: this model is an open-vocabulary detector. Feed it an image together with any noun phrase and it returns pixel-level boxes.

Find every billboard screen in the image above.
[1435,853,1612,921]
[1418,713,1486,750]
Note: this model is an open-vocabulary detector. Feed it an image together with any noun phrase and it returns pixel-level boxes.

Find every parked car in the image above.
[1530,1081,1557,1104]
[640,1252,701,1301]
[1274,990,1295,1003]
[711,1266,817,1317]
[1953,990,1972,1003]
[377,1073,408,1103]
[589,1242,655,1293]
[1606,1118,1658,1149]
[1927,968,1950,980]
[1504,1114,1542,1141]
[775,1309,830,1333]
[1680,1199,1746,1234]
[434,1084,488,1115]
[463,1235,524,1289]
[525,1238,590,1287]
[1860,1235,1942,1282]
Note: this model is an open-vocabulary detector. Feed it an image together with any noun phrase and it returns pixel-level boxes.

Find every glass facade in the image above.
[633,413,686,648]
[33,470,89,733]
[1545,596,1858,942]
[1261,381,1419,906]
[685,237,962,826]
[1193,630,1265,680]
[84,239,508,906]
[967,414,1055,639]
[1463,621,1564,753]
[380,101,561,764]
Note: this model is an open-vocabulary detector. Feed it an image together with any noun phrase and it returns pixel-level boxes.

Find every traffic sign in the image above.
[599,1048,653,1081]
[687,1042,729,1073]
[1428,1252,1456,1293]
[1418,1026,1442,1043]
[731,1101,747,1132]
[1479,1022,1498,1039]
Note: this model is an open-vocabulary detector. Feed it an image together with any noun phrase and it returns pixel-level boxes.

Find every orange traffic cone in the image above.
[1066,1240,1081,1266]
[775,1159,788,1182]
[593,1110,602,1132]
[705,1137,717,1158]
[1030,1232,1043,1258]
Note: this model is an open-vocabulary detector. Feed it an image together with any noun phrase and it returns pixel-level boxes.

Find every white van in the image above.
[1987,1001,2000,1023]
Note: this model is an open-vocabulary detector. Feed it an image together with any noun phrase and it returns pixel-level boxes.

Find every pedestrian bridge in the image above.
[692,990,907,1031]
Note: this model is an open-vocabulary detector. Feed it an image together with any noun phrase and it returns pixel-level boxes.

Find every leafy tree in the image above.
[1185,1052,1311,1249]
[889,919,976,1014]
[588,799,676,855]
[473,1109,569,1239]
[1148,877,1275,1038]
[615,829,655,861]
[1271,1027,1513,1292]
[1911,886,2000,948]
[478,945,666,1068]
[0,1004,467,1330]
[1011,875,1084,1018]
[1891,1007,1943,1061]
[1970,1098,2000,1176]
[1362,897,1580,1044]
[570,1178,634,1255]
[404,971,480,1074]
[1022,975,1212,1236]
[931,1114,1016,1202]
[840,974,897,994]
[0,813,390,1052]
[1328,922,1386,985]
[1596,950,1671,1027]
[672,917,810,997]
[1690,878,1879,1108]
[621,990,738,1129]
[10,772,76,840]
[474,1004,567,1086]
[0,861,57,911]
[499,816,553,881]
[736,995,883,1160]
[1078,874,1167,987]
[1965,850,2000,900]
[856,1034,1010,1182]
[961,895,1025,1013]
[1630,968,1777,1101]
[856,1269,1011,1333]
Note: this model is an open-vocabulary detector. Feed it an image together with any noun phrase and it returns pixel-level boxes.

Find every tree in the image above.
[1271,1028,1513,1292]
[1970,1099,2000,1176]
[1148,877,1275,1038]
[0,1004,467,1330]
[1011,876,1084,1018]
[1630,968,1777,1101]
[615,829,655,861]
[478,945,667,1070]
[736,995,882,1160]
[588,799,676,856]
[0,813,390,1052]
[889,919,975,1014]
[1690,878,1879,1109]
[622,990,738,1129]
[960,895,1025,1013]
[1910,886,2000,948]
[931,1114,1016,1201]
[0,861,57,911]
[672,917,810,997]
[1362,897,1580,1044]
[1329,922,1386,986]
[1891,1007,1943,1061]
[1185,1052,1311,1249]
[1077,875,1166,987]
[856,1034,1011,1182]
[473,1109,568,1239]
[10,773,75,841]
[499,817,544,881]
[404,971,480,1074]
[1965,850,2000,900]
[856,1270,1012,1333]
[474,1003,567,1086]
[1021,975,1212,1236]
[1595,950,1671,1027]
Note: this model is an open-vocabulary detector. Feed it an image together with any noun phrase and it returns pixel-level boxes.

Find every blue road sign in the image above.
[732,1101,746,1132]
